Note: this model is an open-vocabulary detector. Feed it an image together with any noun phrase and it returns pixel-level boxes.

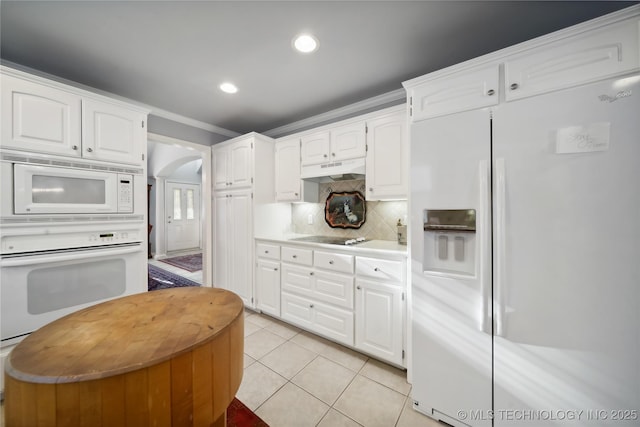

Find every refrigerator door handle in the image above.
[479,160,491,334]
[495,158,507,337]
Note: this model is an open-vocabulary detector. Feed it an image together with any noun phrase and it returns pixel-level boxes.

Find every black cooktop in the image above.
[288,236,366,245]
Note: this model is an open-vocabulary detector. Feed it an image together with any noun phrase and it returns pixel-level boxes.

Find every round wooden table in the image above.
[4,287,244,427]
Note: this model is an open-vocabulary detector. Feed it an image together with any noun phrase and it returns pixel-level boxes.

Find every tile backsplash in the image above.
[291,179,407,241]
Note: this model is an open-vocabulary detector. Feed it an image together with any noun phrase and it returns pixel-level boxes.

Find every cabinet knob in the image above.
[332,153,336,157]
[374,267,380,272]
[329,260,334,265]
[310,272,314,276]
[86,147,93,153]
[487,89,495,96]
[295,193,299,196]
[265,250,269,254]
[369,187,373,192]
[274,268,278,271]
[323,154,328,158]
[510,83,519,90]
[309,304,314,308]
[357,285,362,290]
[72,145,78,150]
[292,255,297,258]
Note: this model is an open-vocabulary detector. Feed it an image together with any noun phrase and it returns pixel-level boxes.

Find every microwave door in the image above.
[13,164,118,214]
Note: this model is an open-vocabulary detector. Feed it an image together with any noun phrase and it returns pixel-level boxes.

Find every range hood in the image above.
[301,157,366,183]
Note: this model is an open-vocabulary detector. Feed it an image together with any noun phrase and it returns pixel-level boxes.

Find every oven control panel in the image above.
[1,228,143,254]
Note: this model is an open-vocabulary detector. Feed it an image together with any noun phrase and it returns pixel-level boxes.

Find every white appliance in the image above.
[409,74,640,426]
[1,152,141,217]
[1,230,145,345]
[301,157,366,182]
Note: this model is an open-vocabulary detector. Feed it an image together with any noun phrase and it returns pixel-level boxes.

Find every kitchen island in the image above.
[4,287,244,427]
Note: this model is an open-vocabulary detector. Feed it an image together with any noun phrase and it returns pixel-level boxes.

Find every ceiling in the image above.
[1,1,636,137]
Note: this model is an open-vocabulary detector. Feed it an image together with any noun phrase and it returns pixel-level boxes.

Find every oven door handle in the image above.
[0,244,142,267]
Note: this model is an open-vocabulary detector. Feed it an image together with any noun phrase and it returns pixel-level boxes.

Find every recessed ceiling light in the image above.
[220,82,238,94]
[293,34,319,53]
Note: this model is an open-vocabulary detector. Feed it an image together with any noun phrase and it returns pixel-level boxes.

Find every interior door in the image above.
[410,108,492,426]
[166,182,201,252]
[492,76,640,425]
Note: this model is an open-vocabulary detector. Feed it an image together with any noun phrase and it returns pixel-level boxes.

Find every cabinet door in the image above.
[213,146,230,189]
[275,138,301,201]
[505,18,640,101]
[330,121,366,161]
[409,64,499,121]
[256,259,280,317]
[281,263,314,297]
[82,98,145,165]
[214,193,230,292]
[229,139,253,188]
[1,74,81,157]
[365,112,408,200]
[355,278,403,365]
[281,292,314,329]
[229,190,253,307]
[300,131,330,166]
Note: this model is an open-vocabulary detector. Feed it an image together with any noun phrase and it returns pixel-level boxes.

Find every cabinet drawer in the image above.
[356,256,404,283]
[314,270,354,309]
[281,292,354,346]
[281,264,314,296]
[256,242,280,260]
[281,246,313,266]
[314,251,354,274]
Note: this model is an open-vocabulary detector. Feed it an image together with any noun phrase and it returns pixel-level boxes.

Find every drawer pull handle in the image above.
[292,255,297,258]
[374,267,380,272]
[487,89,495,96]
[265,250,269,254]
[274,268,278,271]
[309,304,314,308]
[310,272,314,276]
[329,260,334,264]
[510,83,519,90]
[357,286,361,290]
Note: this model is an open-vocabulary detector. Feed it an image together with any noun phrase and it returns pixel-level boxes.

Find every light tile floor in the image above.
[240,309,441,427]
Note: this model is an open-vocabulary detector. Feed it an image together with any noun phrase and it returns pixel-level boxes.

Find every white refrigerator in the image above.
[410,74,640,426]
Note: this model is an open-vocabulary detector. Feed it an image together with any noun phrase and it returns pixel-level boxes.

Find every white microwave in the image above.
[9,163,134,215]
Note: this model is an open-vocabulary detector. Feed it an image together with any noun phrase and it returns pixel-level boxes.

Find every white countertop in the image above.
[255,234,408,258]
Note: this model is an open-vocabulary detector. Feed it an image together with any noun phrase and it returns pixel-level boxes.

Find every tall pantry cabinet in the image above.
[213,133,275,308]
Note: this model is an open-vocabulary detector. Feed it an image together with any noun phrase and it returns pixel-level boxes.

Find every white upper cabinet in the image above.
[1,74,81,157]
[409,65,499,122]
[300,131,330,166]
[275,138,301,201]
[505,19,640,101]
[300,122,366,165]
[82,98,146,165]
[214,138,253,190]
[365,110,407,200]
[330,121,366,162]
[1,71,147,165]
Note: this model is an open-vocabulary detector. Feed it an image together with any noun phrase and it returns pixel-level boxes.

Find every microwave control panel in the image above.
[117,174,134,213]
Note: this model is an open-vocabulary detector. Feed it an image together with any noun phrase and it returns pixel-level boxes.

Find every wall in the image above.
[148,115,231,147]
[290,179,407,241]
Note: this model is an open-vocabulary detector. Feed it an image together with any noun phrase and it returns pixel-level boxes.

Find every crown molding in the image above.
[263,88,406,138]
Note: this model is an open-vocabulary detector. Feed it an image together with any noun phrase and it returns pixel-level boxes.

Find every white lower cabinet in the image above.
[256,259,281,317]
[355,278,404,365]
[255,239,406,366]
[281,292,354,346]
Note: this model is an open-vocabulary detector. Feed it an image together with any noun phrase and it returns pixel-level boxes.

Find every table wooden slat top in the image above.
[6,287,244,384]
